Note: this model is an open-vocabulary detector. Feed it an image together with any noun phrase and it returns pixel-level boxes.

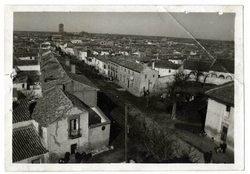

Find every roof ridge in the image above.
[205,81,234,94]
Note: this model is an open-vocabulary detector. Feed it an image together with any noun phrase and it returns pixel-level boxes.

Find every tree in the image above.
[128,110,201,163]
[202,72,210,88]
[167,71,189,119]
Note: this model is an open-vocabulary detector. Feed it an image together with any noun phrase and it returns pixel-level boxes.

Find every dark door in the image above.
[71,144,77,154]
[221,125,228,141]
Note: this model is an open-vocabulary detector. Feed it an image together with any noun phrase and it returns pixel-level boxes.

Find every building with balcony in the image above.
[32,51,111,162]
[32,86,110,162]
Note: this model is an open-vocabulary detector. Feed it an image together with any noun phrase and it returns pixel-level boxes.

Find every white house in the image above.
[32,87,110,162]
[79,49,88,62]
[149,60,181,77]
[205,82,234,152]
[108,56,159,97]
[94,56,109,77]
[71,39,82,44]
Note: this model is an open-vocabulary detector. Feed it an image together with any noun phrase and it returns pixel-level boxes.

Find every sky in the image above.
[14,12,235,41]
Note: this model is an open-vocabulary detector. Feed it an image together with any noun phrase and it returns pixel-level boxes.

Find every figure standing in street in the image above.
[204,151,213,163]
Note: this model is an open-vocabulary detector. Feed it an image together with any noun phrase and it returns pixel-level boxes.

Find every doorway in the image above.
[220,123,229,141]
[71,143,77,154]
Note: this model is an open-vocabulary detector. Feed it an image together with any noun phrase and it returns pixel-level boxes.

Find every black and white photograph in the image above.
[4,4,244,172]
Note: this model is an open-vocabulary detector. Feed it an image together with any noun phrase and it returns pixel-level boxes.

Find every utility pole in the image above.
[125,104,128,163]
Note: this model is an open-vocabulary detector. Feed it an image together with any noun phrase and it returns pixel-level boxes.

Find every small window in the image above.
[102,126,106,131]
[70,119,79,131]
[145,75,147,79]
[153,74,155,78]
[22,84,25,88]
[169,70,171,73]
[125,68,126,72]
[128,70,130,74]
[226,105,231,112]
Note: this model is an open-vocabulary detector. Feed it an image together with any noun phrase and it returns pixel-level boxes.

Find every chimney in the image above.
[65,59,70,66]
[152,61,155,70]
[71,64,76,74]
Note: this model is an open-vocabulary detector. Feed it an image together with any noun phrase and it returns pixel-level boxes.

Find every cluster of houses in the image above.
[12,31,235,163]
[54,36,234,98]
[12,41,111,163]
[53,35,235,153]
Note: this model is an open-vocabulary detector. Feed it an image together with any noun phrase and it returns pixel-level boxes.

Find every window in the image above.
[103,65,106,69]
[125,68,126,72]
[226,105,231,112]
[128,70,130,74]
[69,118,81,139]
[145,75,147,79]
[22,84,25,88]
[153,74,155,78]
[169,70,171,73]
[71,119,78,131]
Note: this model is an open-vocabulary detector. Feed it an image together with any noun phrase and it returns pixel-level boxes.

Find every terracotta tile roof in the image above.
[15,71,40,83]
[68,73,99,90]
[59,61,99,90]
[32,87,73,127]
[13,98,31,123]
[94,55,109,64]
[109,56,146,72]
[205,82,234,106]
[14,53,37,58]
[183,59,212,72]
[40,52,71,91]
[13,59,39,66]
[32,87,101,127]
[13,75,29,84]
[41,52,99,90]
[148,60,181,69]
[12,126,48,162]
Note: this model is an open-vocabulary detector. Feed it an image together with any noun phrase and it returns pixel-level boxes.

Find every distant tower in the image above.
[59,23,64,33]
